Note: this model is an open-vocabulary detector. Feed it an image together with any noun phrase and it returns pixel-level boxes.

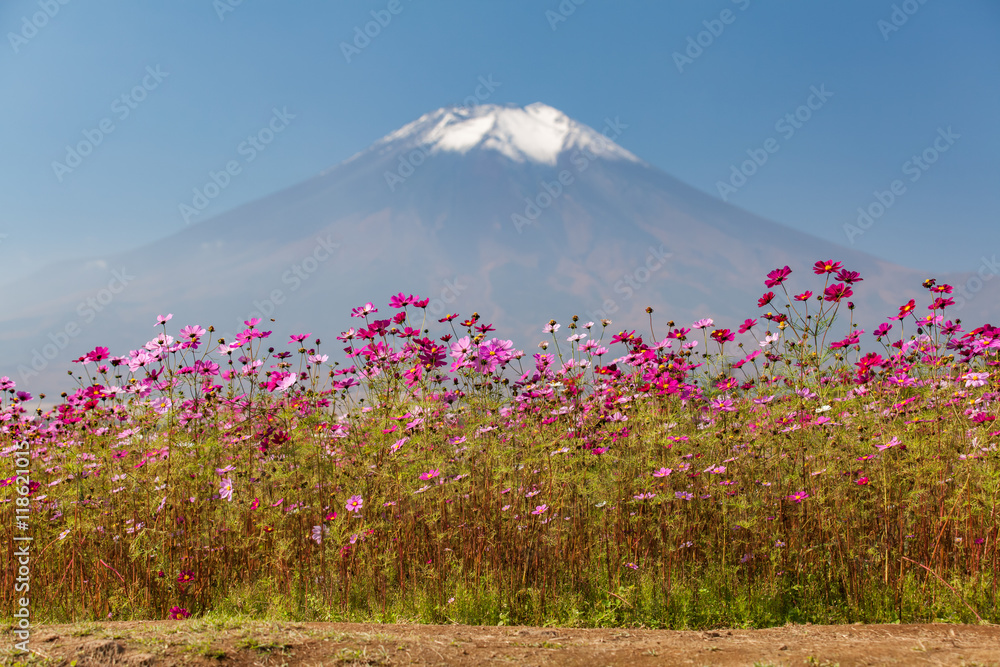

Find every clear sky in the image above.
[2,1,998,285]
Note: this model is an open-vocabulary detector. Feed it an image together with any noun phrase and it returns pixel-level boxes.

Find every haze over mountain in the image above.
[4,102,997,396]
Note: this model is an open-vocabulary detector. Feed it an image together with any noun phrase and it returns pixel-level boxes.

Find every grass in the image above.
[1,265,997,629]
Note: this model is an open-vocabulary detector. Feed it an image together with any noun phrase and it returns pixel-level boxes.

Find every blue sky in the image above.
[2,0,998,285]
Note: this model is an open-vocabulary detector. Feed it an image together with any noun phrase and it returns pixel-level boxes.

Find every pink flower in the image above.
[179,325,206,339]
[219,478,233,502]
[346,495,363,513]
[156,313,173,326]
[419,468,440,481]
[653,467,672,478]
[350,303,378,318]
[531,504,548,515]
[875,437,901,452]
[960,372,990,388]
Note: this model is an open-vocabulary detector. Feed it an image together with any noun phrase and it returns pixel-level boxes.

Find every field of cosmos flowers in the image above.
[2,260,998,629]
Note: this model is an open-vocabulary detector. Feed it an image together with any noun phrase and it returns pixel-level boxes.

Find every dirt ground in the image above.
[4,620,999,666]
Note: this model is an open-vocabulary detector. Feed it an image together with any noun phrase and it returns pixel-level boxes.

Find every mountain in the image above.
[3,102,996,395]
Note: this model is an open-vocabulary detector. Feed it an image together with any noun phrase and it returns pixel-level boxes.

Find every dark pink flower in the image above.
[824,283,853,302]
[813,260,842,275]
[764,266,792,288]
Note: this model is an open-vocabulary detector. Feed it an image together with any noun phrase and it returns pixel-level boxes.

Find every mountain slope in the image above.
[3,103,995,395]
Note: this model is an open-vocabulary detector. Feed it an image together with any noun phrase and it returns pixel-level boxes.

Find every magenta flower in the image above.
[813,260,842,275]
[419,469,440,481]
[653,467,672,478]
[531,504,548,515]
[765,266,792,288]
[824,283,853,302]
[389,292,414,308]
[787,491,810,503]
[168,606,190,620]
[836,268,862,283]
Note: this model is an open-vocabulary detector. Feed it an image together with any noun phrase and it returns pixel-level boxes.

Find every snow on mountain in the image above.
[367,102,641,165]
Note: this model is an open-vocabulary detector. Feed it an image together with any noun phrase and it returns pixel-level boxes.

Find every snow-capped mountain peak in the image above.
[372,102,640,166]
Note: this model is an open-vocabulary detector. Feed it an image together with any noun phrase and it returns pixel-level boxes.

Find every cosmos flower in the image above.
[219,478,233,502]
[169,606,191,620]
[813,260,842,275]
[346,495,363,513]
[764,266,792,288]
[824,283,853,302]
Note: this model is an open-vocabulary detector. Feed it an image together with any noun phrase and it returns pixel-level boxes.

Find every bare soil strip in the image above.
[6,621,999,666]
